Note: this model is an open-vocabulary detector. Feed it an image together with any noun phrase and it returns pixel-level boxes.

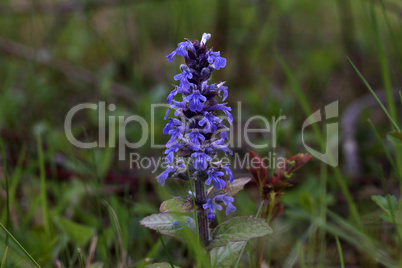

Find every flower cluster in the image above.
[203,194,236,221]
[157,33,236,221]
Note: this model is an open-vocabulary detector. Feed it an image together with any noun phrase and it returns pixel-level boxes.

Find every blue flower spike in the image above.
[159,33,235,223]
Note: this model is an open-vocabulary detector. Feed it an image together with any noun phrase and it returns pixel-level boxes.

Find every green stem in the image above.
[256,192,276,267]
[266,192,276,223]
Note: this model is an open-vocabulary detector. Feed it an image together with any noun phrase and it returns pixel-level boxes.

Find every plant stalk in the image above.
[194,177,209,244]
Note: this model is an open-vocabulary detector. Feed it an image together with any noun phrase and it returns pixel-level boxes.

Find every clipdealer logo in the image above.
[63,101,339,167]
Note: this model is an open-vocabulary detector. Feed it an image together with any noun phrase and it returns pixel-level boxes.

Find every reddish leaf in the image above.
[277,153,312,179]
[246,150,268,189]
[264,153,312,195]
[266,175,291,193]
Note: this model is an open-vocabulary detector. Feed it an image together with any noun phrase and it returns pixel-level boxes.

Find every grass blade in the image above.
[369,1,397,123]
[347,58,400,132]
[0,135,10,245]
[276,53,362,228]
[103,200,126,266]
[157,229,174,268]
[0,246,8,268]
[0,222,41,268]
[297,241,306,268]
[335,236,344,268]
[77,248,85,268]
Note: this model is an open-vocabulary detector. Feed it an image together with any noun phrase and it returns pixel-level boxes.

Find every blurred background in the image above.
[0,0,401,267]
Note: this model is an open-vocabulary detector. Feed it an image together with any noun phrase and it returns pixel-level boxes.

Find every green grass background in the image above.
[0,0,401,267]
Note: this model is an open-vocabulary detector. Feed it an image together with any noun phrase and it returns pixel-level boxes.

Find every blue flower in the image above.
[217,82,228,101]
[157,165,176,186]
[174,67,193,91]
[205,170,226,190]
[185,91,207,112]
[167,126,184,144]
[215,194,236,215]
[202,198,222,221]
[211,138,232,155]
[207,104,233,124]
[220,164,234,183]
[200,33,211,45]
[176,41,194,56]
[202,194,236,221]
[199,112,222,133]
[167,51,176,62]
[164,100,187,120]
[191,151,212,170]
[167,40,194,62]
[220,130,229,140]
[165,142,183,163]
[162,34,235,225]
[185,130,205,149]
[166,86,178,104]
[207,51,227,70]
[167,84,192,104]
[163,118,183,134]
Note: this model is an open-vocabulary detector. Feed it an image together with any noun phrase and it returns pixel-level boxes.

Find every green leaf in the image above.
[160,198,199,213]
[145,263,180,268]
[207,178,251,198]
[210,241,246,268]
[56,217,96,246]
[209,216,273,249]
[140,213,182,239]
[371,195,401,223]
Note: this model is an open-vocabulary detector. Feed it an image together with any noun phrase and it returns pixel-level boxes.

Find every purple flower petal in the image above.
[201,33,211,45]
[207,51,227,70]
[167,51,176,62]
[185,91,207,112]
